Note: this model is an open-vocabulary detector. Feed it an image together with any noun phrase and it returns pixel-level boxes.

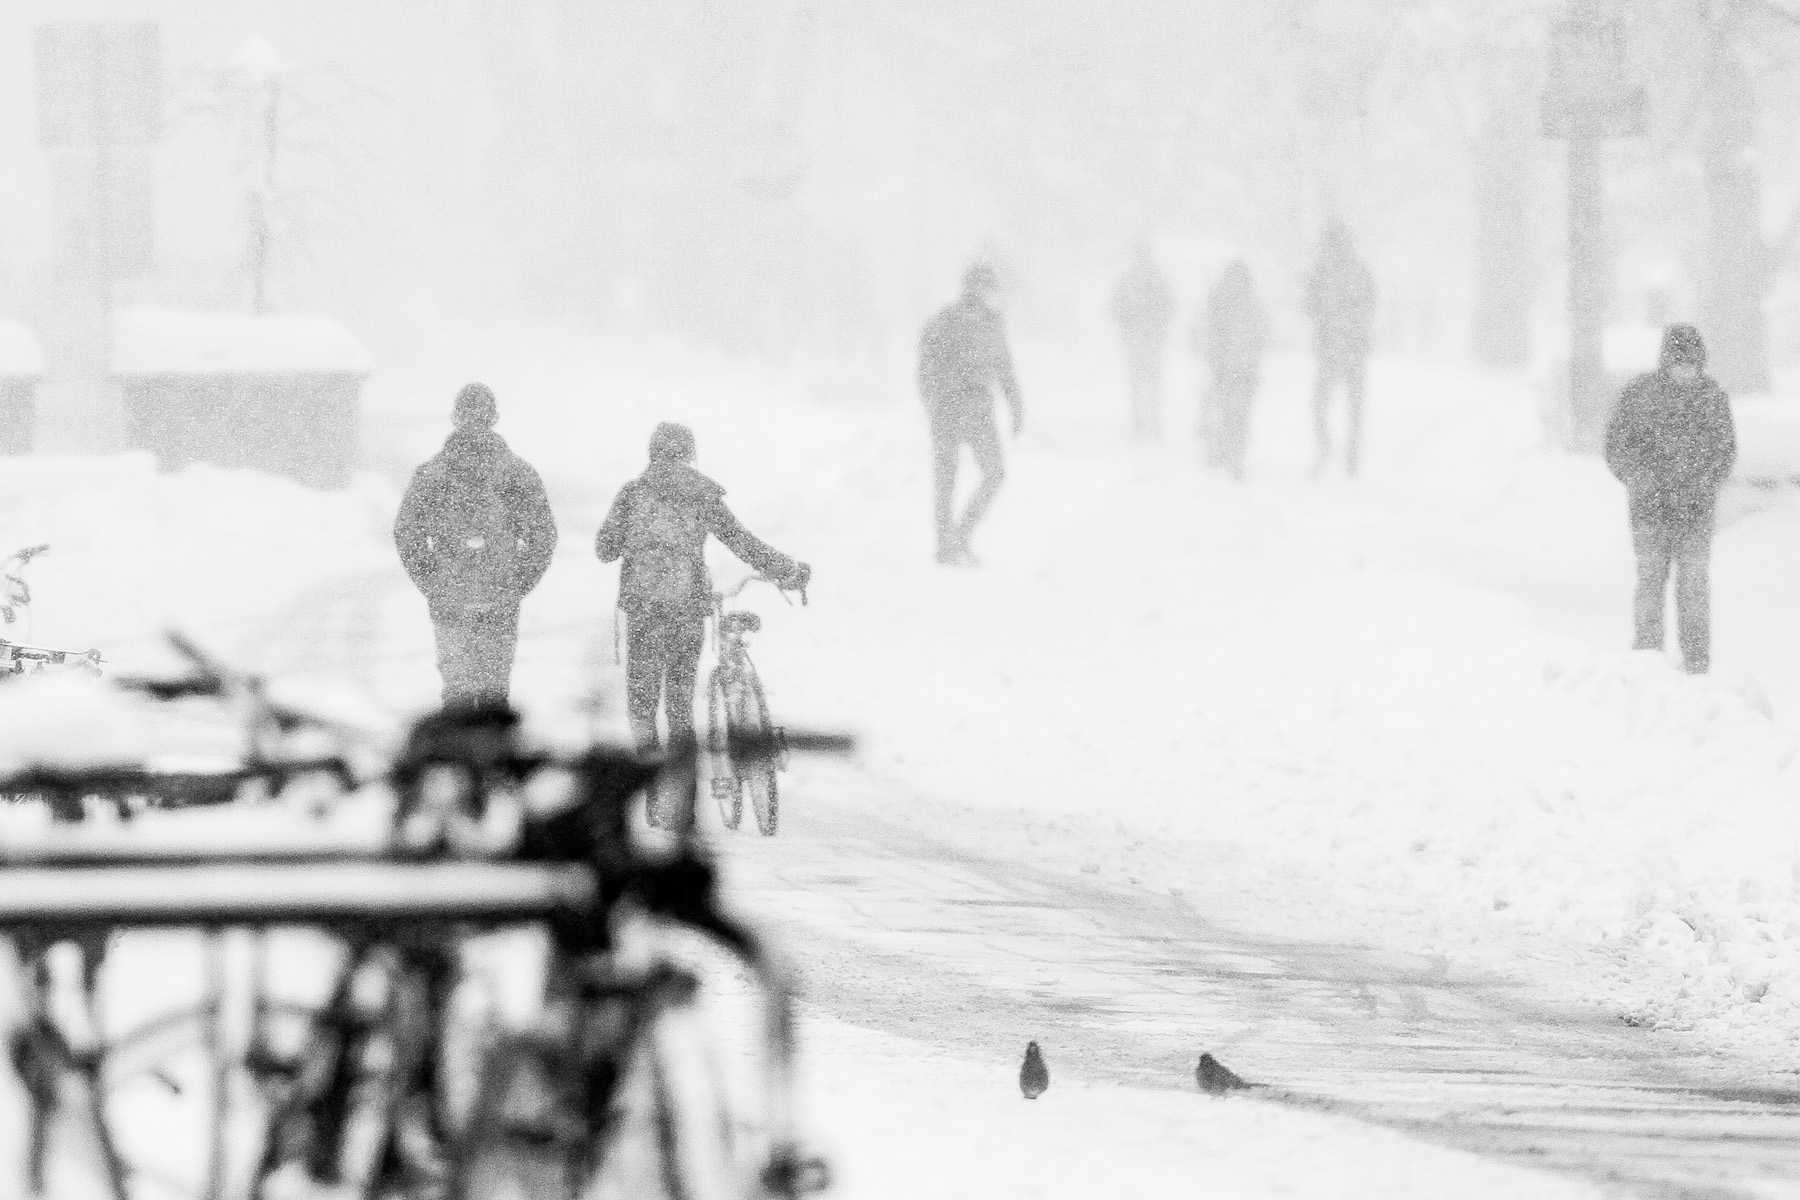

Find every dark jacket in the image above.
[917,297,1022,424]
[1110,261,1176,352]
[394,430,558,621]
[1306,245,1376,364]
[595,460,802,618]
[1604,370,1737,527]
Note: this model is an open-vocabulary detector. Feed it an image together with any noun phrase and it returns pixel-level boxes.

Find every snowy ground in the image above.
[5,325,1800,1193]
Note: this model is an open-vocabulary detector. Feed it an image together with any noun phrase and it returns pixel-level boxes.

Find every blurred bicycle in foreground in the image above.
[0,644,850,1200]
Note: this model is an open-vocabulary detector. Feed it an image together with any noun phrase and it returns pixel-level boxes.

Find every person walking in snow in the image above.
[1195,259,1269,480]
[595,422,810,825]
[394,382,559,707]
[1305,220,1377,477]
[917,262,1025,566]
[1111,243,1177,441]
[1603,323,1736,675]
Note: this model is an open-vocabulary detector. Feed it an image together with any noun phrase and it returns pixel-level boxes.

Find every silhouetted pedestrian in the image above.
[1111,243,1177,440]
[394,383,557,707]
[917,263,1025,566]
[1603,324,1736,674]
[1305,221,1377,476]
[1196,259,1269,479]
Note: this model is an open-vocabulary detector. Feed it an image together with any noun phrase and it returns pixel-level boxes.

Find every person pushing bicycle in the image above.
[595,423,810,823]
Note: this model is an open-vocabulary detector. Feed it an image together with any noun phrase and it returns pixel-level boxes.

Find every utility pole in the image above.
[1567,90,1605,451]
[1542,1,1643,452]
[33,22,161,454]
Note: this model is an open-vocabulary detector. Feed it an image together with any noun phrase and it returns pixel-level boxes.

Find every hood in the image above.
[640,459,723,503]
[1659,323,1707,371]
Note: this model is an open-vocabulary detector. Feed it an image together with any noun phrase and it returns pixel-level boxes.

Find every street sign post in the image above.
[1541,8,1644,453]
[31,21,163,454]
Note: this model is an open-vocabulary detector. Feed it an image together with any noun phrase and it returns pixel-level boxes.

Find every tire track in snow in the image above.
[719,760,1800,1200]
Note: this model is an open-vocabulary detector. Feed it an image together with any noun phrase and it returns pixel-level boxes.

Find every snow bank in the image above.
[0,453,402,675]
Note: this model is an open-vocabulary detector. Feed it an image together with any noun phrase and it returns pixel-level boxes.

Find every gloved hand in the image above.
[787,561,813,593]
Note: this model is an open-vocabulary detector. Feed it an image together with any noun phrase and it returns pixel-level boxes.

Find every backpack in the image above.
[434,470,521,615]
[623,485,704,608]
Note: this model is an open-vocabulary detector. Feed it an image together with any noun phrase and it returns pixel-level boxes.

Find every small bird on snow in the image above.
[1195,1052,1251,1095]
[1019,1041,1049,1099]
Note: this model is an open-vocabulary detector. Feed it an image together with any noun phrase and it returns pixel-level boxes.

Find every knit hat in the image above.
[648,421,696,463]
[1659,324,1706,370]
[452,382,499,428]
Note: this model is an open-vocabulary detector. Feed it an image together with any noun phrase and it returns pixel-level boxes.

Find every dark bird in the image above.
[1019,1041,1049,1099]
[1196,1052,1251,1095]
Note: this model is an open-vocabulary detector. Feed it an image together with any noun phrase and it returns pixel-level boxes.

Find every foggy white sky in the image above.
[4,1,1799,372]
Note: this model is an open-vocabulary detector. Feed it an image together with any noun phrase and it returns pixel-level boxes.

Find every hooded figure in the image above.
[394,383,558,706]
[1305,221,1377,476]
[595,423,810,822]
[917,262,1024,566]
[1603,323,1737,674]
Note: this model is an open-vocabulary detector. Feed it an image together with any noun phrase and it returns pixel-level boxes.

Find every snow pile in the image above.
[0,454,402,671]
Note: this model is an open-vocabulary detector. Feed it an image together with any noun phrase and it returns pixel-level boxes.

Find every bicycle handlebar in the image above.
[715,573,809,610]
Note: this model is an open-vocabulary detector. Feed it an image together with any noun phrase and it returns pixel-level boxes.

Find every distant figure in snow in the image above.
[1111,243,1177,440]
[1195,259,1269,480]
[394,383,558,707]
[1603,324,1736,674]
[595,423,811,827]
[1195,1052,1251,1095]
[917,262,1025,567]
[1019,1041,1049,1099]
[1305,221,1377,477]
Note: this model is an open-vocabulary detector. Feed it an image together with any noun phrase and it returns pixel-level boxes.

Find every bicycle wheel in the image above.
[705,672,742,831]
[611,1004,746,1200]
[723,679,779,837]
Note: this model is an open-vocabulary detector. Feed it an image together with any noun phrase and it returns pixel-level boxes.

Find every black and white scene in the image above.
[1,1,1799,1196]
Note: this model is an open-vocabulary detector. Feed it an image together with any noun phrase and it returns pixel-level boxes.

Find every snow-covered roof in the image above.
[0,320,45,378]
[111,306,372,377]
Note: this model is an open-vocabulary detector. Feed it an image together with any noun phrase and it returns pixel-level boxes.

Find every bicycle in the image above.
[0,667,848,1200]
[706,575,802,836]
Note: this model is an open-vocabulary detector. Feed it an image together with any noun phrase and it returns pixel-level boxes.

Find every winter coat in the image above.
[1305,247,1376,365]
[1198,272,1269,390]
[917,297,1022,425]
[1604,370,1737,528]
[394,429,558,622]
[1111,262,1176,353]
[595,460,803,619]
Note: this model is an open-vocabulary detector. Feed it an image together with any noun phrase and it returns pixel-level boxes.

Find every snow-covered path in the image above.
[726,774,1800,1199]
